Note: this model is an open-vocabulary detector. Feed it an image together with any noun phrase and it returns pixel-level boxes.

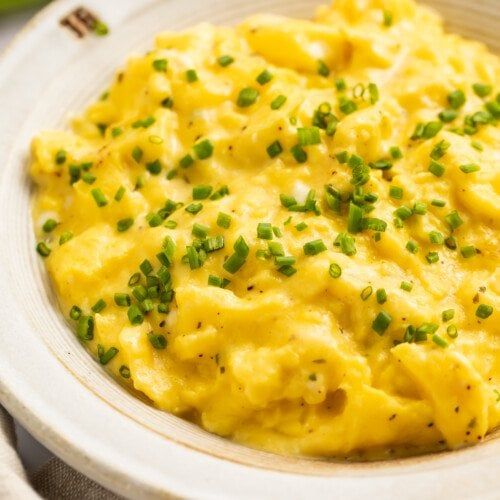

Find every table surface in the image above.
[0,5,56,474]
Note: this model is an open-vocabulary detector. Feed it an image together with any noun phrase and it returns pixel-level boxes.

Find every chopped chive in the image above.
[91,188,107,207]
[297,127,321,146]
[146,213,162,227]
[217,212,231,229]
[429,231,444,245]
[329,263,342,278]
[472,83,492,98]
[303,239,327,256]
[430,140,451,160]
[278,265,297,277]
[42,218,58,233]
[218,55,234,67]
[376,288,387,304]
[203,235,225,252]
[439,109,458,123]
[393,205,412,221]
[476,304,493,319]
[59,231,73,245]
[192,223,209,239]
[55,149,67,165]
[368,83,379,104]
[335,78,346,91]
[257,222,273,240]
[186,246,201,269]
[432,334,448,348]
[36,242,51,257]
[128,273,141,286]
[256,69,273,85]
[448,90,466,109]
[117,218,134,232]
[271,94,287,110]
[426,252,439,264]
[210,185,229,200]
[268,241,284,256]
[266,140,283,158]
[471,141,483,151]
[406,240,419,254]
[335,151,349,163]
[447,324,458,338]
[119,365,131,378]
[275,255,296,266]
[459,163,480,173]
[223,253,246,274]
[233,236,249,257]
[445,210,464,230]
[280,194,297,208]
[336,232,356,256]
[186,69,198,82]
[193,184,213,200]
[179,154,194,168]
[389,186,403,199]
[400,281,413,292]
[347,202,363,233]
[69,305,82,320]
[428,161,445,177]
[295,222,308,232]
[152,58,168,72]
[290,144,307,163]
[139,259,153,276]
[185,202,203,215]
[161,97,173,108]
[460,245,477,258]
[339,96,357,114]
[208,275,230,288]
[362,218,387,232]
[431,199,446,207]
[165,220,177,229]
[317,59,330,77]
[193,139,214,160]
[98,346,119,365]
[372,311,392,335]
[132,116,155,129]
[442,309,455,322]
[389,146,403,159]
[445,236,457,250]
[77,315,94,341]
[94,21,109,36]
[132,146,143,163]
[114,293,131,307]
[383,10,393,26]
[360,286,373,301]
[237,87,259,107]
[166,169,177,179]
[81,172,96,184]
[272,226,282,237]
[369,159,392,170]
[148,332,167,349]
[413,202,427,215]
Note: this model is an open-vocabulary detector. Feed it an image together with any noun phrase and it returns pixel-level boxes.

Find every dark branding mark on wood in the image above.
[60,7,100,38]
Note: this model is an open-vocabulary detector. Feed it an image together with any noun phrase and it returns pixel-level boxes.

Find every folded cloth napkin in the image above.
[0,406,119,499]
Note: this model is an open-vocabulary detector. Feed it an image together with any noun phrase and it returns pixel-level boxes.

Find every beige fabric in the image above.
[0,406,119,499]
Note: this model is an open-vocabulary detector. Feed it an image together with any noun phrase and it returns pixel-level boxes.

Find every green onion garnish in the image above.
[146,160,162,175]
[203,235,225,253]
[335,232,356,256]
[339,96,357,114]
[383,10,393,26]
[268,241,284,256]
[256,69,273,85]
[432,334,448,348]
[185,202,203,215]
[186,69,198,82]
[393,206,412,220]
[77,315,94,341]
[278,265,297,277]
[192,223,209,239]
[400,281,413,292]
[237,87,259,107]
[132,116,155,129]
[448,90,466,109]
[460,245,477,258]
[290,144,307,163]
[275,255,296,266]
[445,236,457,250]
[148,332,167,349]
[208,275,230,288]
[389,146,403,159]
[329,263,342,278]
[179,154,194,168]
[36,242,51,257]
[431,199,446,207]
[295,222,308,232]
[406,240,419,254]
[42,219,58,233]
[438,109,458,123]
[257,222,273,240]
[360,286,373,301]
[429,231,444,245]
[266,140,283,158]
[317,59,330,77]
[389,186,403,199]
[372,311,392,335]
[55,149,67,165]
[132,146,143,163]
[152,59,168,72]
[193,139,214,160]
[218,55,234,67]
[161,97,173,108]
[428,161,445,177]
[91,188,107,207]
[114,293,131,307]
[117,218,134,232]
[59,231,73,245]
[472,83,492,98]
[347,202,363,233]
[447,324,458,338]
[303,239,327,256]
[193,184,213,200]
[368,83,379,104]
[476,304,493,319]
[217,212,231,229]
[459,163,480,173]
[445,210,464,230]
[442,309,455,322]
[413,202,427,215]
[69,305,82,321]
[376,288,387,304]
[297,127,321,146]
[119,365,131,378]
[335,78,346,91]
[270,94,287,110]
[361,218,387,232]
[426,252,439,264]
[98,346,119,365]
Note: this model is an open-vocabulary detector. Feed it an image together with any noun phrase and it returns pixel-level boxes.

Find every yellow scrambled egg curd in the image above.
[31,0,500,458]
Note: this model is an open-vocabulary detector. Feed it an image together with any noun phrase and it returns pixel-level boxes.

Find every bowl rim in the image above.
[0,0,498,498]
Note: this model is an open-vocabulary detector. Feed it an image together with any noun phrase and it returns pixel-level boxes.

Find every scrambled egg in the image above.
[31,0,500,458]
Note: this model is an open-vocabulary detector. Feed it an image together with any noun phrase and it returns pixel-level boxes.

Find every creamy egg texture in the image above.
[31,0,500,458]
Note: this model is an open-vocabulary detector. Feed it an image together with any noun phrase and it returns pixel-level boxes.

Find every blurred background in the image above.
[0,0,54,476]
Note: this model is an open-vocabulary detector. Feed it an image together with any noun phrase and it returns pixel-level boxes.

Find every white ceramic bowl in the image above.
[0,1,498,498]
